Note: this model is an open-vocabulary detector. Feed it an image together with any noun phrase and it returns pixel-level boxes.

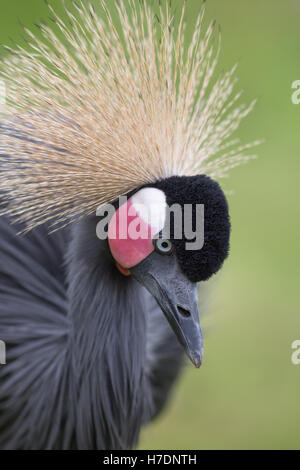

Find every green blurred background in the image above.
[0,0,299,450]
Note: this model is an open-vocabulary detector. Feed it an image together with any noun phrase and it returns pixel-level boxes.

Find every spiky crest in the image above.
[0,0,259,229]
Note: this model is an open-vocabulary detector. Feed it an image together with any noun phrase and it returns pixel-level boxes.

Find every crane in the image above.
[0,0,256,449]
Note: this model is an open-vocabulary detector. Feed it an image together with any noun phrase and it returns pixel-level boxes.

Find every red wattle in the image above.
[108,200,155,269]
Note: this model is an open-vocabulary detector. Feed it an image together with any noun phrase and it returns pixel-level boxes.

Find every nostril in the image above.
[177,305,191,318]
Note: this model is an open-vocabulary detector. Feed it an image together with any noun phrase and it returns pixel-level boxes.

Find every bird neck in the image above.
[66,217,152,449]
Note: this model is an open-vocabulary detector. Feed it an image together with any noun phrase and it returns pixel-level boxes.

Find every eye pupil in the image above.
[154,238,173,255]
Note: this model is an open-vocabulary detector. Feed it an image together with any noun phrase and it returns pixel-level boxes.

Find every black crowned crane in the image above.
[0,0,257,450]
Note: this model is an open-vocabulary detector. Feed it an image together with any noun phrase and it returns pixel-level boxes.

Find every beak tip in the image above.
[190,351,203,368]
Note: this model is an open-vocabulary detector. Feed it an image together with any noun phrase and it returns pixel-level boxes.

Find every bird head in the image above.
[107,175,230,367]
[0,2,256,368]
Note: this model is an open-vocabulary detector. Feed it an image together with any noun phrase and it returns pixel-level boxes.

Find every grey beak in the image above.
[130,250,203,368]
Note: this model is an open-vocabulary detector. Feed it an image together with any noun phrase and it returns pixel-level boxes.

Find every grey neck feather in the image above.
[0,214,183,450]
[65,216,183,449]
[66,216,153,449]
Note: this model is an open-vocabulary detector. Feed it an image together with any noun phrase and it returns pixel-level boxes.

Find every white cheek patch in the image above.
[130,188,166,236]
[108,187,167,269]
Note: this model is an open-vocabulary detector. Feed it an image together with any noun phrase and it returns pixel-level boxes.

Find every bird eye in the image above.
[154,238,173,255]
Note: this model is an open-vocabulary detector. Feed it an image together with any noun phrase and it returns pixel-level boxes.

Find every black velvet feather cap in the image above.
[149,175,231,283]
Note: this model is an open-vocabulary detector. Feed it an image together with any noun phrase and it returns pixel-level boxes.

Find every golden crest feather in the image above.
[0,0,259,229]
